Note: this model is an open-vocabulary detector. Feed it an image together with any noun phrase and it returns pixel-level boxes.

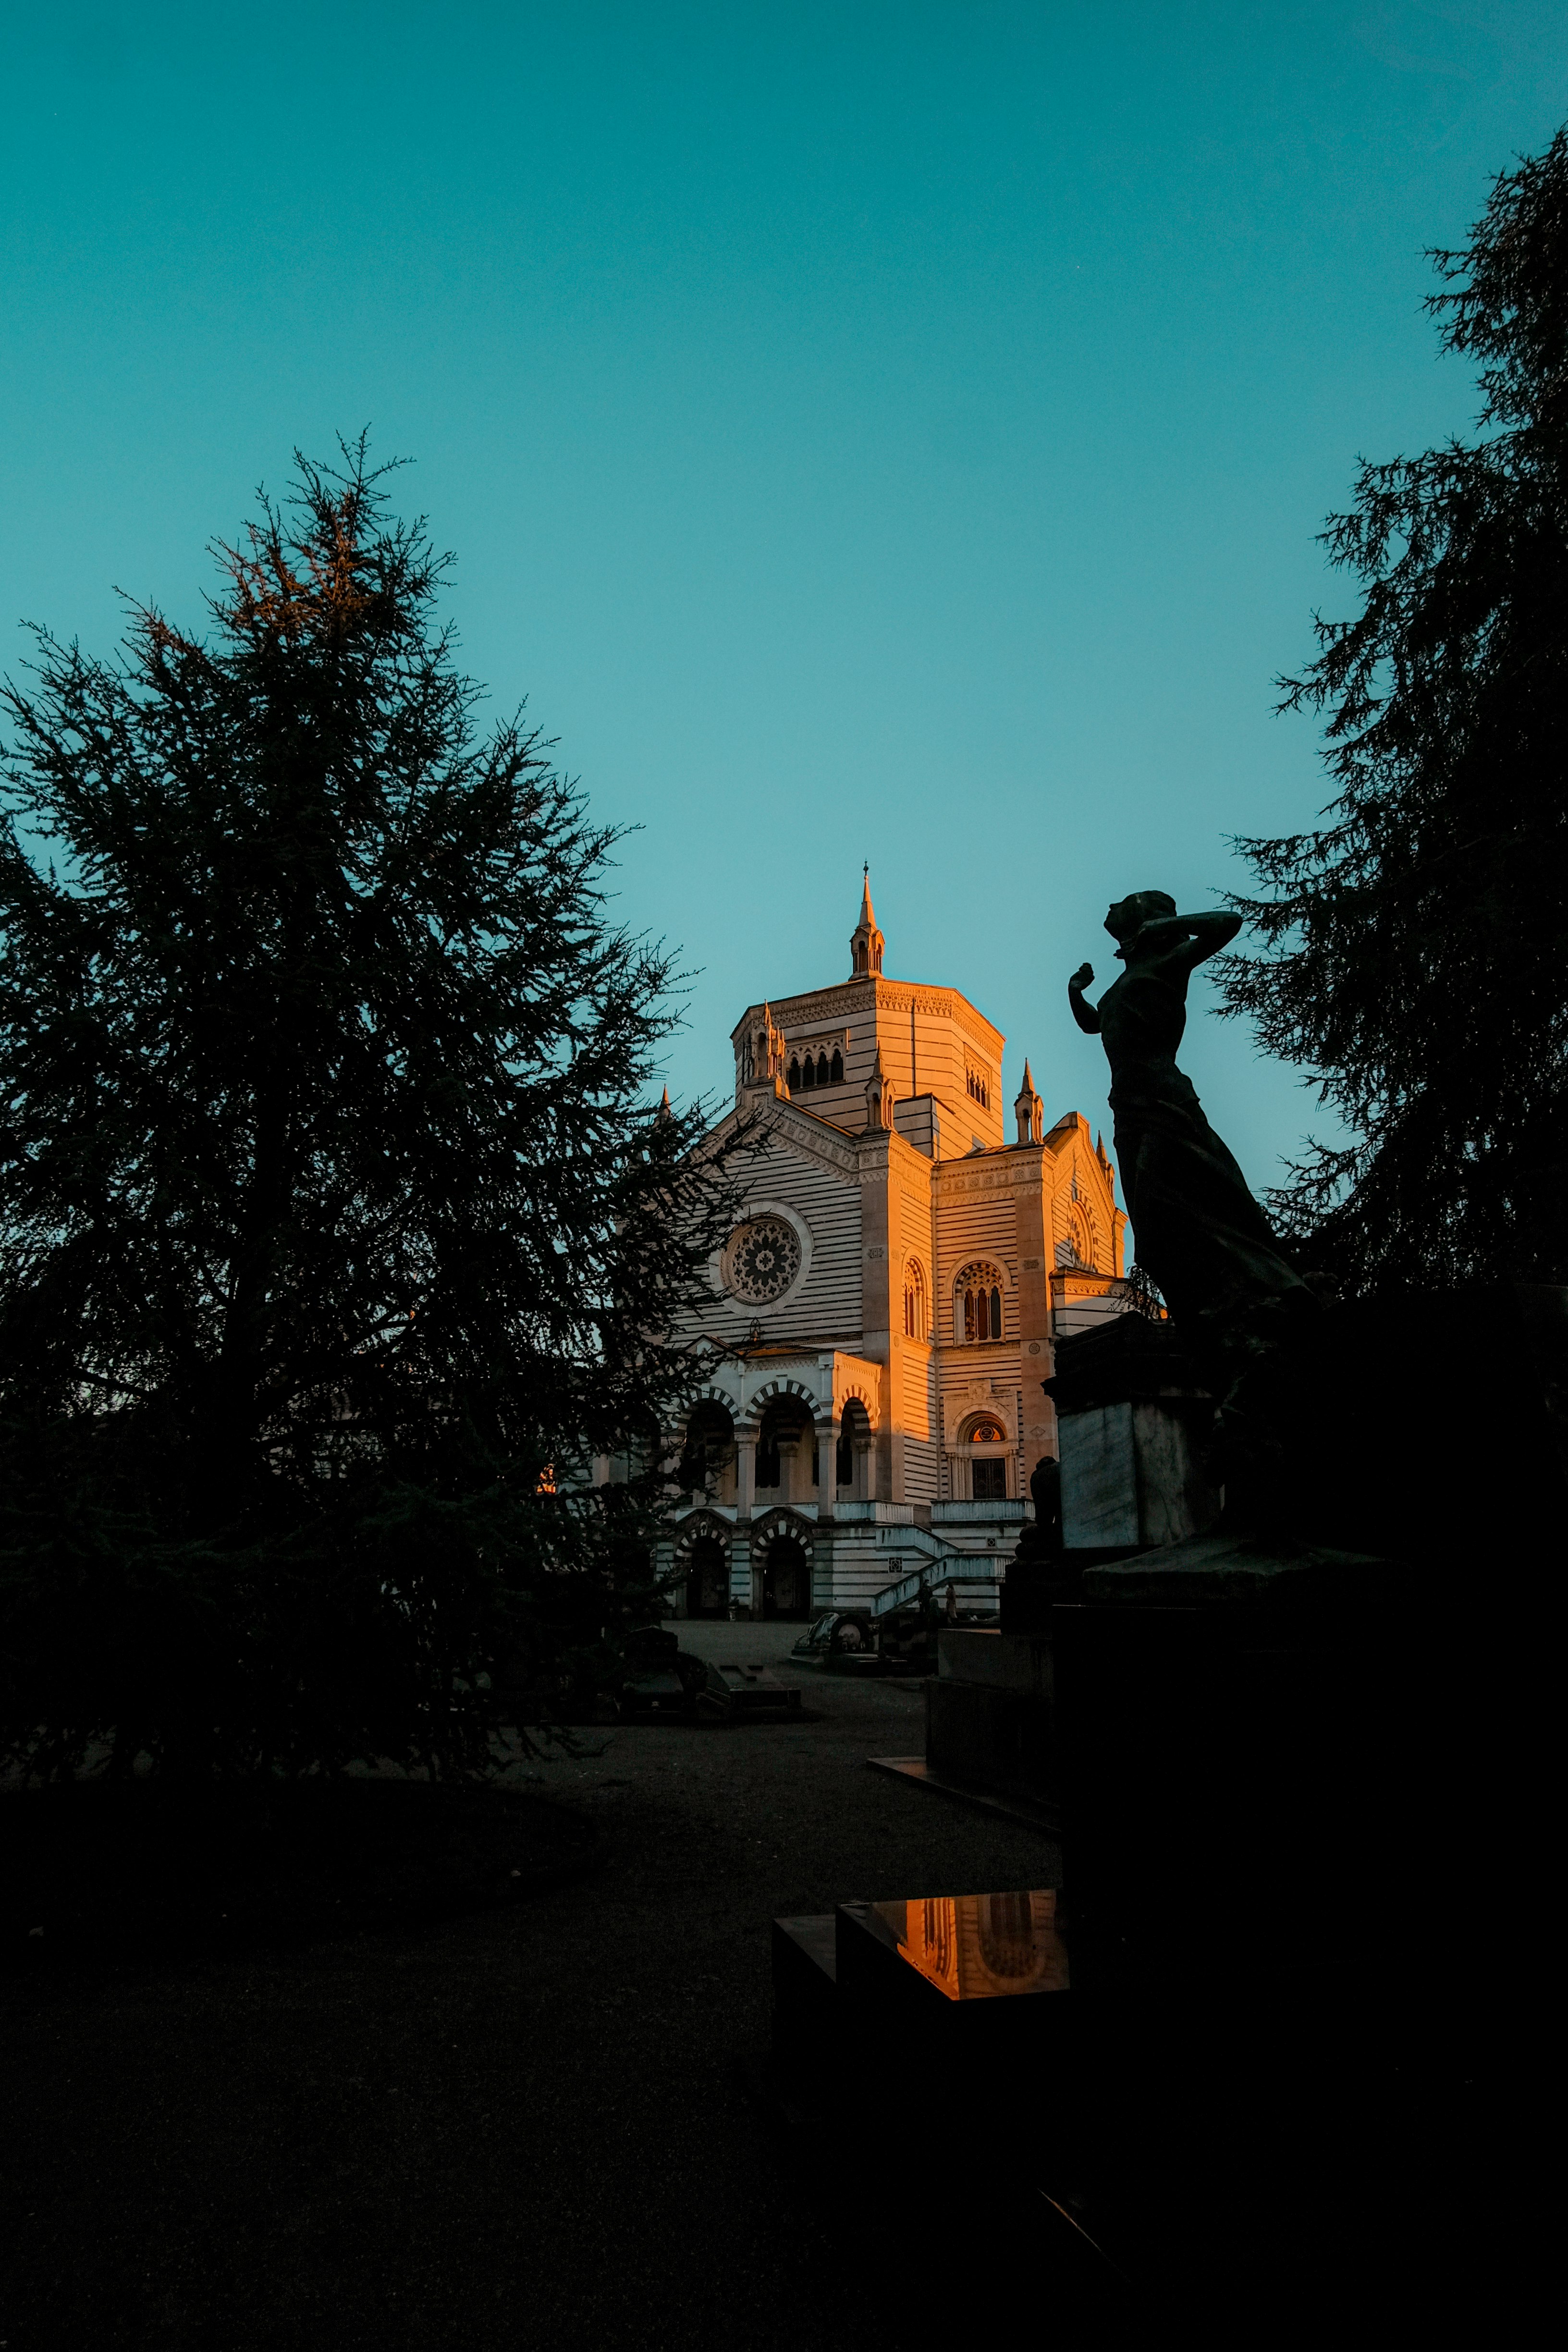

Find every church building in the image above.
[662,877,1130,1619]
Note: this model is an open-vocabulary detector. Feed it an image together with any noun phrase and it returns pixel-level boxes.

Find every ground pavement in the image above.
[2,1627,1059,2352]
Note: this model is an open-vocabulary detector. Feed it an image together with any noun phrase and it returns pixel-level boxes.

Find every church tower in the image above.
[684,876,1129,1621]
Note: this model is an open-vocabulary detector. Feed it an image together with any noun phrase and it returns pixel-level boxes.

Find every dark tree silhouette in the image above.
[1220,129,1568,1290]
[0,441,736,1780]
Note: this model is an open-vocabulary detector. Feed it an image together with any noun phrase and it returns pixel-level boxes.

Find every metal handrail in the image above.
[870,1552,1003,1616]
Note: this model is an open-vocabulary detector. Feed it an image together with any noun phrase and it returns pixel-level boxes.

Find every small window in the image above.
[954,1261,1005,1344]
[816,1052,830,1086]
[801,1054,816,1088]
[830,1049,844,1084]
[968,1417,1006,1444]
[904,1259,929,1339]
[788,1057,800,1090]
[973,1459,1007,1502]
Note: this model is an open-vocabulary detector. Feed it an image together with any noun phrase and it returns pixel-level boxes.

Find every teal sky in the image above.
[4,4,1565,1202]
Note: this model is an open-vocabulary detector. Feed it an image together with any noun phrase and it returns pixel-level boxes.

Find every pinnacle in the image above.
[848,868,885,978]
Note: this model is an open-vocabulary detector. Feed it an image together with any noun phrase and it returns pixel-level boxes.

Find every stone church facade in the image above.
[658,878,1131,1619]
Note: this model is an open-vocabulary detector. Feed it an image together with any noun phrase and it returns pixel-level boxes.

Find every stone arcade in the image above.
[654,878,1133,1618]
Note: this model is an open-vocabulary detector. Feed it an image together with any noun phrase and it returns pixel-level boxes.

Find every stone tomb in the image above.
[919,1627,1058,1820]
[906,1314,1212,1820]
[767,1875,1474,2327]
[771,1890,1080,2157]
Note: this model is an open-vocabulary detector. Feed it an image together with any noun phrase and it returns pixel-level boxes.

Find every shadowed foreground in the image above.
[3,1637,1057,2352]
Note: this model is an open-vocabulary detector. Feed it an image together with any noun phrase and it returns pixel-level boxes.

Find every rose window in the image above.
[725,1216,801,1303]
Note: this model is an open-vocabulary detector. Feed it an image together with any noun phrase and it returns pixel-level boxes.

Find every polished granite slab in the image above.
[856,1889,1068,2000]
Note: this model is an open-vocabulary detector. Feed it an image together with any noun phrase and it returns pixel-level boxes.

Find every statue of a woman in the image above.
[1069,892,1311,1335]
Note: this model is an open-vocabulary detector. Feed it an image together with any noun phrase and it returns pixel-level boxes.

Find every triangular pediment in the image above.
[703,1095,864,1180]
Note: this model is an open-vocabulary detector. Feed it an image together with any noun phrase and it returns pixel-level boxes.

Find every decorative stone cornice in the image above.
[729,975,1003,1055]
[935,1158,1041,1195]
[731,981,876,1041]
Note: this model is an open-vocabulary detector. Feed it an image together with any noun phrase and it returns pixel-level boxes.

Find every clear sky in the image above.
[4,4,1565,1206]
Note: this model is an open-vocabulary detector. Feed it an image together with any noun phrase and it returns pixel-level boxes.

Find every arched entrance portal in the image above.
[685,1534,728,1618]
[761,1535,812,1619]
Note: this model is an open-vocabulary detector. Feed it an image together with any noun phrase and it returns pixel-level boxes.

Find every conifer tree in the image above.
[0,442,735,1779]
[1220,130,1568,1290]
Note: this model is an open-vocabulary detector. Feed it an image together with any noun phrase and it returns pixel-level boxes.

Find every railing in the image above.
[830,1501,922,1524]
[931,1500,1026,1523]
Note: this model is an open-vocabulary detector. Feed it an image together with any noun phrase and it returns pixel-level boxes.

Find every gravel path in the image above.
[2,1638,1059,2352]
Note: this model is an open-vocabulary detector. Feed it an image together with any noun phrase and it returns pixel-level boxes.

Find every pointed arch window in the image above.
[788,1056,801,1090]
[955,1261,1004,1343]
[800,1053,816,1089]
[830,1048,844,1084]
[903,1258,929,1339]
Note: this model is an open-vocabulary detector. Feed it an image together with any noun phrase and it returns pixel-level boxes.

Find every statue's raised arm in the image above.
[1066,960,1100,1034]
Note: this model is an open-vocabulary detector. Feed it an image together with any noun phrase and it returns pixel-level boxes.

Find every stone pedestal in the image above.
[1047,1314,1218,1551]
[925,1627,1057,1811]
[1054,1538,1442,1988]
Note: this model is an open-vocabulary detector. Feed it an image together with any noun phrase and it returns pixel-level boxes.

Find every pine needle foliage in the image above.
[1219,129,1568,1290]
[0,441,739,1780]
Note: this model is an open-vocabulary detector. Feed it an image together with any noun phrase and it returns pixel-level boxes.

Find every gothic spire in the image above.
[1014,1057,1043,1145]
[849,866,885,978]
[864,1039,895,1130]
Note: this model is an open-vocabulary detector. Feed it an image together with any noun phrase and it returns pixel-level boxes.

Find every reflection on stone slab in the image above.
[870,1890,1068,2000]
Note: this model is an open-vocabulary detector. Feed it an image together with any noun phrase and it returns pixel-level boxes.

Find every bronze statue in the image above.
[1069,892,1310,1334]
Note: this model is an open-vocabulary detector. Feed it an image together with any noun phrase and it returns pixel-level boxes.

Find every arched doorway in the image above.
[756,1396,817,1503]
[762,1535,812,1619]
[685,1534,728,1618]
[963,1412,1011,1501]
